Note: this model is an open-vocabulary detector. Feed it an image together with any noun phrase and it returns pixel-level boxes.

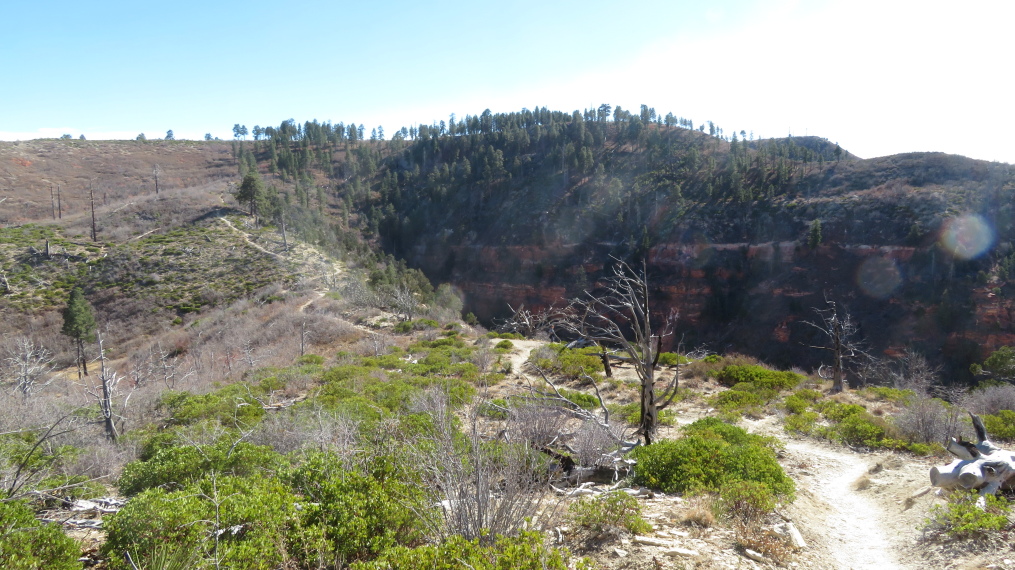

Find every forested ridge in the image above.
[229,104,1014,381]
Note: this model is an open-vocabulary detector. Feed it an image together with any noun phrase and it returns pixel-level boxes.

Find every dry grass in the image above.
[853,475,873,491]
[682,496,716,528]
[732,520,796,565]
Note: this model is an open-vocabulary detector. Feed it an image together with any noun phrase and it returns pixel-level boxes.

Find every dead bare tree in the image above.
[82,334,134,441]
[498,304,566,338]
[558,259,680,444]
[803,297,864,393]
[2,336,57,397]
[153,164,162,195]
[405,387,562,542]
[514,367,638,482]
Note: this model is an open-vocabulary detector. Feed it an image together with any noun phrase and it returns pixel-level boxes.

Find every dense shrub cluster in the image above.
[715,365,803,391]
[782,391,940,454]
[530,343,606,383]
[351,531,590,570]
[567,491,652,536]
[0,500,80,570]
[631,418,794,499]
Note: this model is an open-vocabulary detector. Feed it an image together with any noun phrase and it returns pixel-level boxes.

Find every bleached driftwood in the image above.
[930,413,1015,497]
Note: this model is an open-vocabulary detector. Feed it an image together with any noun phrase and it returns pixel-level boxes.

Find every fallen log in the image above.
[930,412,1015,497]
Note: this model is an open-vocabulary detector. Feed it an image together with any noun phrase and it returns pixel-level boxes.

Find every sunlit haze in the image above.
[2,0,1010,163]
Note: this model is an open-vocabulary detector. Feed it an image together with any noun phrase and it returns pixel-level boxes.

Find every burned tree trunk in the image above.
[930,413,1015,497]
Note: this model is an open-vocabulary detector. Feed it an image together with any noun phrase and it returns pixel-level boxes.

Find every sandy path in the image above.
[781,438,905,569]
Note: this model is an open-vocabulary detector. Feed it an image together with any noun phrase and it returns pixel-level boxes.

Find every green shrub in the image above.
[709,389,763,414]
[631,419,793,498]
[657,352,689,366]
[859,386,915,405]
[494,339,514,351]
[784,395,810,414]
[715,365,802,391]
[816,401,866,422]
[982,410,1015,441]
[608,402,677,427]
[104,476,301,570]
[717,480,777,522]
[784,411,819,435]
[792,388,823,402]
[836,413,891,447]
[924,490,1011,540]
[285,452,425,564]
[704,354,722,363]
[159,384,266,427]
[297,354,325,365]
[477,398,510,419]
[559,389,600,410]
[529,344,605,383]
[0,500,80,570]
[118,438,287,496]
[351,531,588,570]
[568,491,652,535]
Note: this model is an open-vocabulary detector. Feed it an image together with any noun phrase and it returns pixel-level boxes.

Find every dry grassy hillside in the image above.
[0,139,235,224]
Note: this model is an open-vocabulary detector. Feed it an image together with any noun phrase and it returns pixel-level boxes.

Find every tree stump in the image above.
[930,413,1015,497]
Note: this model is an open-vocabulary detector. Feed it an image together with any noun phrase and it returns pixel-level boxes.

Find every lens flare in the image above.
[856,257,902,299]
[940,215,994,260]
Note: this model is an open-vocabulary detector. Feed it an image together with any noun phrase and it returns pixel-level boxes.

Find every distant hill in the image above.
[2,108,1013,383]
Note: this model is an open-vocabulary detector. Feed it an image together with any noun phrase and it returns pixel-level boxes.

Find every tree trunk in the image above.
[78,338,88,377]
[640,373,658,445]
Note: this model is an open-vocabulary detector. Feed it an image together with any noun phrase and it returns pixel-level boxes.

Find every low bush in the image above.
[477,398,510,419]
[608,402,677,427]
[631,419,793,499]
[784,394,810,415]
[715,365,802,391]
[284,452,425,565]
[351,531,589,570]
[0,500,80,570]
[924,490,1011,540]
[494,339,514,351]
[716,480,777,522]
[657,352,690,366]
[568,490,652,535]
[118,438,287,496]
[529,343,606,383]
[784,411,820,435]
[104,476,301,570]
[792,389,823,402]
[558,389,601,411]
[981,410,1015,441]
[709,389,764,415]
[816,401,866,422]
[859,386,915,405]
[159,384,266,427]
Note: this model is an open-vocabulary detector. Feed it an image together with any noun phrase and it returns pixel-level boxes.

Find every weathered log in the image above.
[930,412,1015,497]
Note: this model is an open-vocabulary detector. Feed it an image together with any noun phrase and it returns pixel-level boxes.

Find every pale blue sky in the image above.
[3,0,1011,163]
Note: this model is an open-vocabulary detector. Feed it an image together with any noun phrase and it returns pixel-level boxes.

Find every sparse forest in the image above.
[1,104,1015,569]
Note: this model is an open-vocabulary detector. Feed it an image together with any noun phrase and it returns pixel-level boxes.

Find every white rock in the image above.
[613,548,629,558]
[633,535,673,548]
[744,549,767,563]
[663,547,700,557]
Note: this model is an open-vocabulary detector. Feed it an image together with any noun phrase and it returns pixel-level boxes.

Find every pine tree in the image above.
[62,288,96,377]
[808,219,823,249]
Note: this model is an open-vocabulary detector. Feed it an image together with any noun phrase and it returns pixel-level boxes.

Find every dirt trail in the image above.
[782,438,904,569]
[217,216,280,258]
[741,415,933,570]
